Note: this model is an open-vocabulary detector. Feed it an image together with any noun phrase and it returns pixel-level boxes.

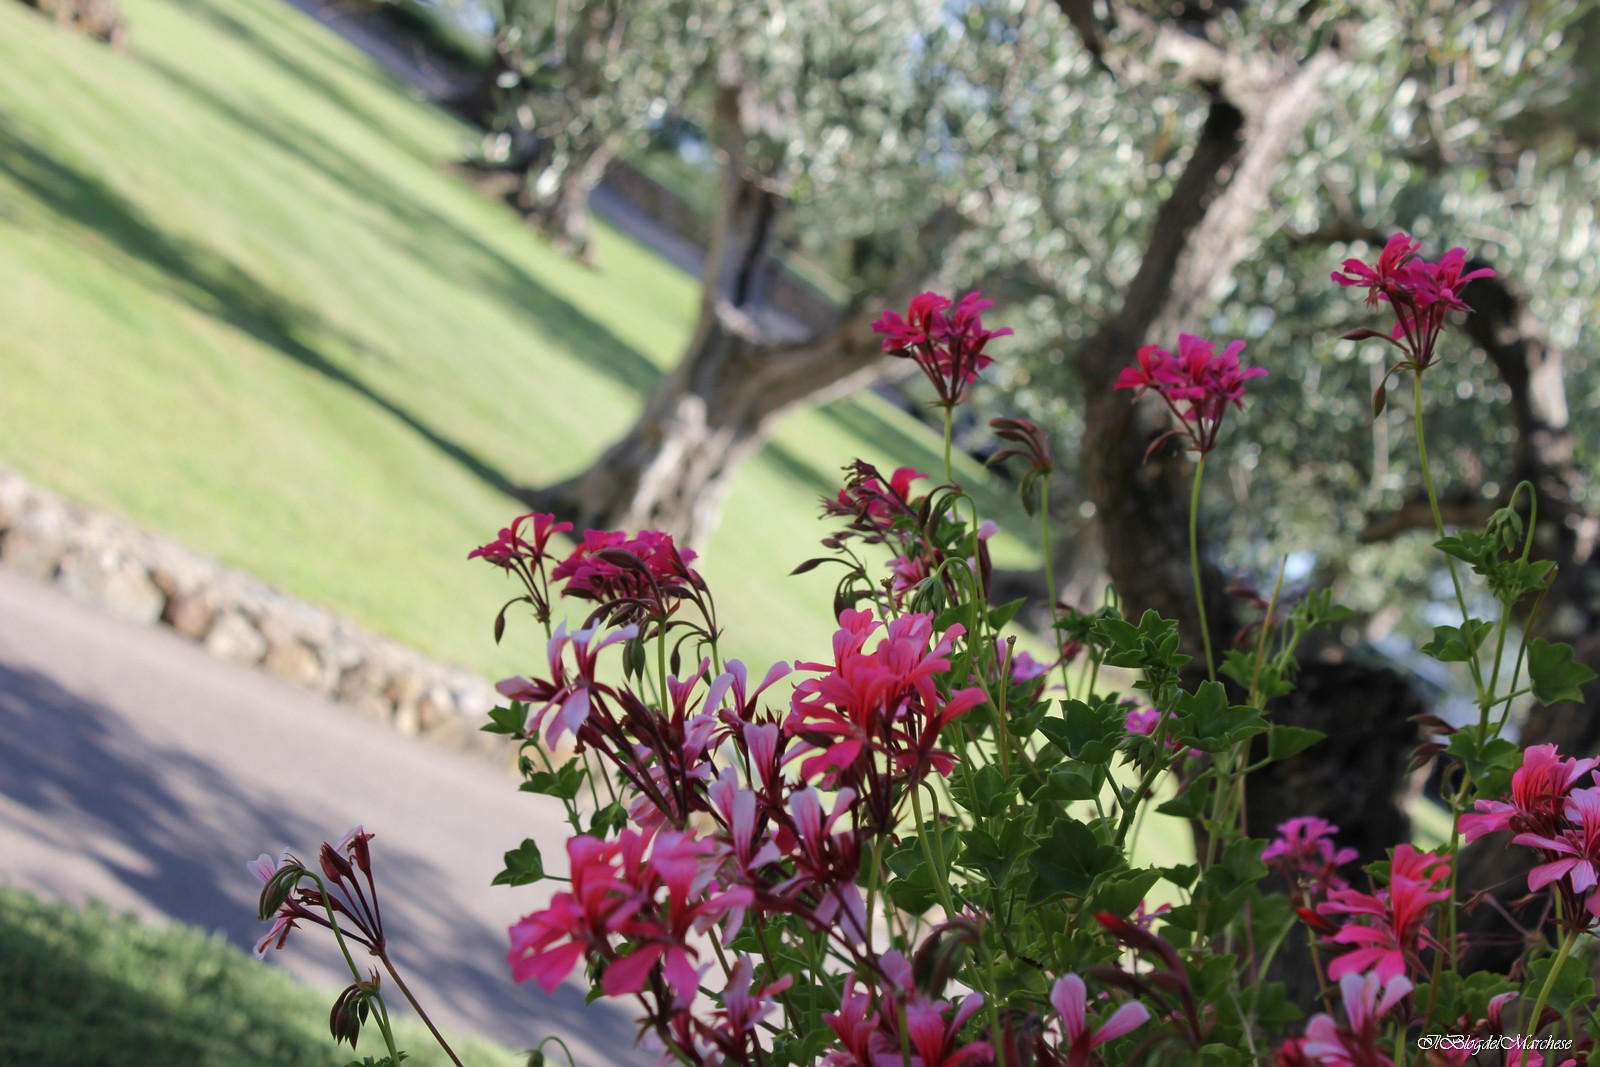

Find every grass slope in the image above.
[0,886,519,1067]
[0,0,1035,678]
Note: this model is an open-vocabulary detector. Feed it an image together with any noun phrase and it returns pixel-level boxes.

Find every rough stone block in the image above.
[337,660,395,720]
[204,610,268,666]
[57,549,166,626]
[0,507,69,580]
[162,587,219,640]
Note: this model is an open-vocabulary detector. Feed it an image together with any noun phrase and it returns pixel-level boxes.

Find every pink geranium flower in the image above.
[1300,972,1412,1067]
[551,528,702,626]
[467,511,572,569]
[1042,973,1150,1067]
[1461,743,1598,843]
[1318,845,1450,981]
[788,610,987,799]
[1332,233,1495,374]
[494,622,638,747]
[1331,233,1423,307]
[1264,817,1359,897]
[872,291,1012,408]
[1513,786,1600,923]
[1114,333,1266,456]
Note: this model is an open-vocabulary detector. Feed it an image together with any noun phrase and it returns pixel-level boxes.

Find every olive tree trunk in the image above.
[528,84,892,544]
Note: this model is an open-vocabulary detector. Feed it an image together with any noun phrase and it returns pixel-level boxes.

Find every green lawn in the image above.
[0,0,1036,679]
[0,887,520,1067]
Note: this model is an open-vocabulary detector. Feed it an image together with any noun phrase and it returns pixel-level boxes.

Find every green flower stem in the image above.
[372,994,403,1067]
[911,782,958,922]
[1189,456,1216,683]
[942,406,955,484]
[657,627,670,713]
[1115,724,1179,848]
[1412,374,1485,696]
[1038,478,1072,695]
[1249,911,1299,1018]
[1524,928,1580,1045]
[307,872,403,1067]
[531,1037,580,1067]
[751,918,802,1028]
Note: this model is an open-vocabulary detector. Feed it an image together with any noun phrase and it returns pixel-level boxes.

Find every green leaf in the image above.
[1210,838,1269,898]
[1155,775,1213,820]
[520,759,586,801]
[1090,868,1163,917]
[1434,532,1494,568]
[492,838,546,887]
[1296,589,1355,628]
[1029,819,1124,903]
[1489,558,1555,603]
[987,598,1027,631]
[1219,650,1293,699]
[1031,761,1102,802]
[1037,698,1123,764]
[957,819,1039,890]
[1092,610,1187,672]
[1161,863,1199,890]
[1527,639,1596,705]
[949,764,1014,818]
[1421,619,1493,663]
[1525,948,1597,1017]
[483,702,526,736]
[1446,727,1522,797]
[1171,682,1268,753]
[1249,981,1303,1031]
[1266,725,1325,762]
[588,802,628,837]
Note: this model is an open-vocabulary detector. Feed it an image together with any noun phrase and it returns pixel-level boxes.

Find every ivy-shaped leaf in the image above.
[520,758,587,801]
[1266,725,1325,762]
[1031,761,1102,802]
[1037,698,1123,764]
[491,839,546,887]
[1527,639,1596,706]
[1029,819,1124,903]
[949,764,1015,818]
[1524,949,1597,1018]
[1421,620,1493,664]
[482,702,526,736]
[957,819,1039,890]
[1446,726,1522,798]
[1171,682,1268,753]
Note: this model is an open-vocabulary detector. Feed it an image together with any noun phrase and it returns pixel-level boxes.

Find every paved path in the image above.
[0,566,643,1063]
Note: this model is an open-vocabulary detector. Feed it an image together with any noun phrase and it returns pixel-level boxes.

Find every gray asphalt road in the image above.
[0,566,642,1063]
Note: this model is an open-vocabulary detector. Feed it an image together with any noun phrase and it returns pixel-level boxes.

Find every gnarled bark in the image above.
[1071,36,1418,1009]
[520,141,616,261]
[529,82,895,544]
[1436,272,1600,972]
[1076,43,1417,856]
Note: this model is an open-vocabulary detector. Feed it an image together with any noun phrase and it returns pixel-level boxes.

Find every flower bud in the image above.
[258,862,305,921]
[913,917,981,996]
[1485,505,1524,556]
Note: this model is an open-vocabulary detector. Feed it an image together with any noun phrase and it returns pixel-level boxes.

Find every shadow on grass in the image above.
[176,0,439,164]
[136,57,667,401]
[0,120,535,504]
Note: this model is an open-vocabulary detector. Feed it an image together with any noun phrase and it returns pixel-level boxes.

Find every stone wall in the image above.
[0,467,503,756]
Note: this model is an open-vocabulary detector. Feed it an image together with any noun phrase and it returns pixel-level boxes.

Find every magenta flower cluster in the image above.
[1332,233,1495,373]
[1462,744,1600,930]
[872,291,1013,408]
[1114,333,1267,456]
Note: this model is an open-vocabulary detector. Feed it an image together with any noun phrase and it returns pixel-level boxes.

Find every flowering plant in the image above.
[256,253,1597,1067]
